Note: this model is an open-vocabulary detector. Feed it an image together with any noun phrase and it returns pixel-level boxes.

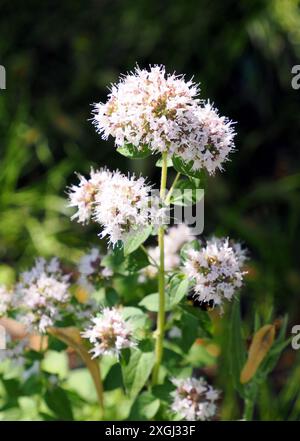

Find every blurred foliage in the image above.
[0,0,300,420]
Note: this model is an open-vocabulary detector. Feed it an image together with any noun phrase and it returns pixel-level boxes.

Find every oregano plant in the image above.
[0,65,290,421]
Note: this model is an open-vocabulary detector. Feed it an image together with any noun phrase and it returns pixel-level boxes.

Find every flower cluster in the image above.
[16,258,70,333]
[93,65,235,174]
[0,285,12,317]
[171,377,219,421]
[140,224,195,280]
[78,248,113,291]
[81,307,135,358]
[176,102,235,174]
[184,237,247,308]
[69,168,160,246]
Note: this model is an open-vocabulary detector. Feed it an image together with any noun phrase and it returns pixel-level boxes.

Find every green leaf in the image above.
[126,247,150,272]
[104,363,124,391]
[180,240,201,263]
[121,349,155,400]
[172,155,205,179]
[179,304,212,337]
[152,380,174,402]
[228,299,246,397]
[102,242,126,273]
[105,287,119,306]
[170,179,204,206]
[22,375,43,396]
[156,157,173,167]
[117,143,152,159]
[102,244,150,274]
[168,275,189,306]
[123,226,152,256]
[180,312,199,352]
[122,307,149,332]
[44,386,74,421]
[128,392,160,420]
[139,292,171,312]
[25,349,44,361]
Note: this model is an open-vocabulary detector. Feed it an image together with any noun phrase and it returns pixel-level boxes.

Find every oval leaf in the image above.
[172,155,204,179]
[123,226,152,256]
[117,143,152,159]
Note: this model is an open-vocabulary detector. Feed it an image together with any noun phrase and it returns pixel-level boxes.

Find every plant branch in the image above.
[152,152,168,384]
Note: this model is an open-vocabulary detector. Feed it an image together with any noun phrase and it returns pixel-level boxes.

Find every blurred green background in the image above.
[0,0,300,419]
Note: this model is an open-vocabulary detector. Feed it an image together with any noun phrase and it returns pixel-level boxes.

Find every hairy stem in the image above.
[152,152,168,384]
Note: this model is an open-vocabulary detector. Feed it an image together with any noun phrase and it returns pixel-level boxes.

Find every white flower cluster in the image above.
[81,307,135,358]
[17,258,70,333]
[78,248,113,291]
[69,168,160,246]
[0,285,12,317]
[184,237,247,307]
[171,377,219,421]
[177,102,235,174]
[140,224,195,280]
[93,65,235,174]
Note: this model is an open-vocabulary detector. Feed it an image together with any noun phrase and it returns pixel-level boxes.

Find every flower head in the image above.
[176,102,236,174]
[93,65,200,154]
[184,237,247,308]
[69,168,161,246]
[92,65,235,174]
[171,377,219,421]
[81,307,135,358]
[16,258,70,333]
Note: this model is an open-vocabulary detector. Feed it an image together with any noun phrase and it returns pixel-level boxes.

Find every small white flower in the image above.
[171,377,220,421]
[0,285,12,317]
[81,307,136,358]
[16,258,70,333]
[184,237,247,308]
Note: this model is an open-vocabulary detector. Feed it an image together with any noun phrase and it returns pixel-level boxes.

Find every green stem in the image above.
[165,172,180,205]
[243,398,255,421]
[152,152,168,385]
